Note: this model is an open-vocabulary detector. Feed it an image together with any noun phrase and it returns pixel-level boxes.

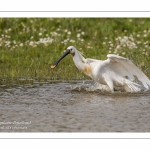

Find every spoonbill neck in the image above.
[72,51,84,69]
[73,51,92,75]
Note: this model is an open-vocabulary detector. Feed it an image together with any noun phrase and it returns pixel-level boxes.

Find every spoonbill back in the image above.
[51,46,150,93]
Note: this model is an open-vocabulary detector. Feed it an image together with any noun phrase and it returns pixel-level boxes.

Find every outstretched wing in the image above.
[85,58,101,63]
[107,54,150,89]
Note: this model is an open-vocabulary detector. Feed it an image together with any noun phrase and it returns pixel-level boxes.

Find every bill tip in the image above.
[51,65,56,69]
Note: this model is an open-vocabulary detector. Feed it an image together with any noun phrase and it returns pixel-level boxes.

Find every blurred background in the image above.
[0,18,150,84]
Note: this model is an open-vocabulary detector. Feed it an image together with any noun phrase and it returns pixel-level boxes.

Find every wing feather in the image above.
[85,58,100,63]
[107,54,150,89]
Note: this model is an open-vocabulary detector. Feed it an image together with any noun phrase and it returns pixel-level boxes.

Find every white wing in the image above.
[85,58,101,63]
[107,54,150,89]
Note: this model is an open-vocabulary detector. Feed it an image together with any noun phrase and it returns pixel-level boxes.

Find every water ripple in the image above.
[0,81,150,132]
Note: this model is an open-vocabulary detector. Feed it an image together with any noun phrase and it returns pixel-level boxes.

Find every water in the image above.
[0,81,150,132]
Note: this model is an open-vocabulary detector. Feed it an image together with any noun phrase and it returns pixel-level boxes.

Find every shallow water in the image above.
[0,81,150,132]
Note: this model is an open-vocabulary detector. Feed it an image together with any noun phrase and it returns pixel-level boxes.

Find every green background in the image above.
[0,18,149,84]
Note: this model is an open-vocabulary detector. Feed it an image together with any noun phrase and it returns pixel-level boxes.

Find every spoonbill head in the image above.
[51,46,150,93]
[51,46,80,68]
[51,46,90,75]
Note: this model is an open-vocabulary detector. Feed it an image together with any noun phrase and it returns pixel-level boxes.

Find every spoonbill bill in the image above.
[51,46,150,92]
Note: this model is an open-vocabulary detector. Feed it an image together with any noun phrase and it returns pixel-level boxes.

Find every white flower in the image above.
[67,31,71,35]
[13,40,16,44]
[50,32,59,36]
[145,52,149,56]
[116,45,120,49]
[5,41,10,45]
[29,41,34,46]
[20,43,23,47]
[110,43,113,47]
[77,33,80,38]
[114,50,118,54]
[33,45,37,47]
[8,28,11,32]
[118,36,122,40]
[144,41,148,45]
[123,36,128,40]
[39,33,42,36]
[63,39,68,43]
[137,41,141,44]
[129,35,134,41]
[70,39,75,43]
[87,46,92,49]
[64,29,68,32]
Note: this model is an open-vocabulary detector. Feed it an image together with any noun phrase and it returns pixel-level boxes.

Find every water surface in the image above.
[0,81,150,132]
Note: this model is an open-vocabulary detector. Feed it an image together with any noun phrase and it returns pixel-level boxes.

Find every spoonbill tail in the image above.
[51,46,150,92]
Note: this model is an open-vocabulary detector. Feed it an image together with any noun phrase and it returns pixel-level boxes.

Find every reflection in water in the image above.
[0,81,150,132]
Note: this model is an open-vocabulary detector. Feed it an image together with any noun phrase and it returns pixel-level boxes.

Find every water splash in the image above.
[69,81,112,93]
[69,80,150,93]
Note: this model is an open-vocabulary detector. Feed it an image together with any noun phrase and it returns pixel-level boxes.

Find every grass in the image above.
[0,18,150,84]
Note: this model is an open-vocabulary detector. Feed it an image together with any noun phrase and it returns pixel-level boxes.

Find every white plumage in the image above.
[51,46,150,93]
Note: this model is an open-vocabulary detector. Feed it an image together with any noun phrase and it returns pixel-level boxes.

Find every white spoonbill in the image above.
[51,46,150,92]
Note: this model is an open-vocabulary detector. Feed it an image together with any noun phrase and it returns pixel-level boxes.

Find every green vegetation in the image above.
[0,18,150,84]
